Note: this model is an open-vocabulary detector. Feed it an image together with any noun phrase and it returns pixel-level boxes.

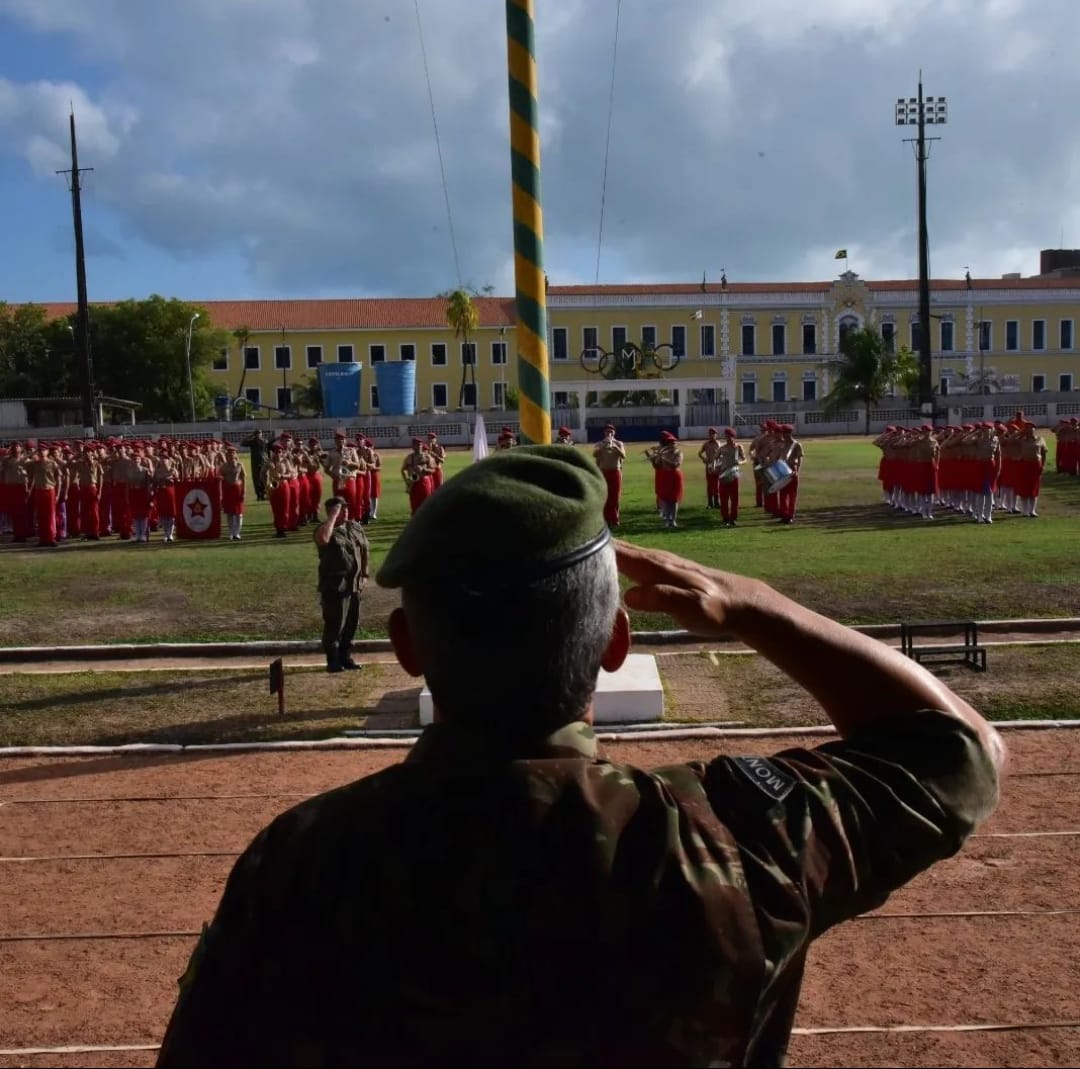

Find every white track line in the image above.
[5,1021,1080,1057]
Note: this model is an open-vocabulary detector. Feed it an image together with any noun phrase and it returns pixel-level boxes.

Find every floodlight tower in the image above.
[895,77,946,416]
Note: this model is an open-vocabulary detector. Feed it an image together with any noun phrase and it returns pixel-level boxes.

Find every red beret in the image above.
[364,438,374,446]
[707,426,718,434]
[557,426,571,436]
[427,432,437,439]
[334,429,346,438]
[308,437,318,444]
[412,437,423,444]
[271,443,283,451]
[781,424,794,433]
[603,423,615,432]
[921,423,933,432]
[724,427,736,438]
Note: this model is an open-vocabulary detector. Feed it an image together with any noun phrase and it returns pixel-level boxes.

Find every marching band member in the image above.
[402,437,437,514]
[221,444,247,541]
[321,430,361,527]
[698,427,722,509]
[716,428,746,527]
[646,431,684,529]
[361,438,382,521]
[592,423,626,527]
[1016,422,1047,518]
[555,425,574,445]
[152,445,180,543]
[426,432,447,489]
[777,425,803,524]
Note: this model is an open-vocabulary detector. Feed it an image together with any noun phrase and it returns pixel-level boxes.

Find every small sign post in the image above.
[269,658,285,717]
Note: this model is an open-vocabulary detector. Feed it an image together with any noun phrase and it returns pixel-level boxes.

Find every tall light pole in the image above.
[896,76,946,417]
[185,312,200,423]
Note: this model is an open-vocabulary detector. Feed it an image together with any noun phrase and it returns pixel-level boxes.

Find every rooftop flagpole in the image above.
[505,0,551,444]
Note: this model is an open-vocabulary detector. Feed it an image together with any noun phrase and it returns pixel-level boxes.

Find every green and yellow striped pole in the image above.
[506,0,550,444]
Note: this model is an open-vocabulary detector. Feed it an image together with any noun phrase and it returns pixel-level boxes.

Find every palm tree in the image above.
[445,289,479,411]
[822,326,919,434]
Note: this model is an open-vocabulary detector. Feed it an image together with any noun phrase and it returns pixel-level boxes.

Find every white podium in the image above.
[418,653,665,726]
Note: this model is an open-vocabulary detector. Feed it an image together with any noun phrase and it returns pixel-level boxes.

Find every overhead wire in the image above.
[594,0,622,285]
[414,0,463,287]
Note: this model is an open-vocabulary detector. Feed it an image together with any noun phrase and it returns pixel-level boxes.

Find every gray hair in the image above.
[401,542,620,740]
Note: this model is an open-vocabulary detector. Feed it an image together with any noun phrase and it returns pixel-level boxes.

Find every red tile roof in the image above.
[27,274,1080,331]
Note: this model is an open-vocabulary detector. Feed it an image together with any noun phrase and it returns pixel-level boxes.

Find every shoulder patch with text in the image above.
[732,756,796,803]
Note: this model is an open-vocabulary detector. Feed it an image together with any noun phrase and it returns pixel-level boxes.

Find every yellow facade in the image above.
[203,274,1080,417]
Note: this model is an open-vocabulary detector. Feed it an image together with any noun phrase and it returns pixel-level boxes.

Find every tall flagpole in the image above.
[505,0,551,444]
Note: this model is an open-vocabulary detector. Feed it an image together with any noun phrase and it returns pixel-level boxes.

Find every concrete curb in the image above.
[0,718,1076,759]
[1,618,1079,663]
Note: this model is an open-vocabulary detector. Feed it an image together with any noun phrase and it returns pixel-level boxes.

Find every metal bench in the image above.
[900,619,987,672]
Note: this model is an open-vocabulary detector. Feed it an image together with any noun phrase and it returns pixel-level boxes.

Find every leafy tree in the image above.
[822,326,919,433]
[293,373,323,416]
[0,302,78,397]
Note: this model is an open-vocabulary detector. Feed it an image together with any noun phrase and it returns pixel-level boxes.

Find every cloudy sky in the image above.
[1,0,1078,304]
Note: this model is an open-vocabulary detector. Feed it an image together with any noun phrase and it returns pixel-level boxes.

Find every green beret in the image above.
[377,446,610,590]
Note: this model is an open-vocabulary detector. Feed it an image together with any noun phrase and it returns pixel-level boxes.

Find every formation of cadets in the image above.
[261,430,385,537]
[0,436,248,547]
[873,415,1054,523]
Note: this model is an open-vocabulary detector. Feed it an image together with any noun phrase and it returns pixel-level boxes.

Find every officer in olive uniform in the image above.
[312,496,369,673]
[157,448,1002,1069]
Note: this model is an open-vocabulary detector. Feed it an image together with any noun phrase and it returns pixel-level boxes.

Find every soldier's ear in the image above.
[388,608,423,677]
[600,607,631,673]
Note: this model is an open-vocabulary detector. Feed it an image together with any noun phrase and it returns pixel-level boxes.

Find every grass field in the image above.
[1,438,1078,647]
[1,643,1077,747]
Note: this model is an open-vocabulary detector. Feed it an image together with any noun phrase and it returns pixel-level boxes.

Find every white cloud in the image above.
[1,0,1079,298]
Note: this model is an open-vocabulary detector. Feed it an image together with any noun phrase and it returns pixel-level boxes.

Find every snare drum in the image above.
[719,464,740,483]
[764,459,793,494]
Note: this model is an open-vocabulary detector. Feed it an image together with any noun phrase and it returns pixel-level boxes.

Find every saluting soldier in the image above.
[312,496,370,673]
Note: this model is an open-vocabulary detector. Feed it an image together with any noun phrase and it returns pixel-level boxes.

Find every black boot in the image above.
[325,648,344,673]
[339,646,363,671]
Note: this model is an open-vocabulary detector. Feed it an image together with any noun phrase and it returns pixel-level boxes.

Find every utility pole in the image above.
[56,112,98,437]
[896,76,946,418]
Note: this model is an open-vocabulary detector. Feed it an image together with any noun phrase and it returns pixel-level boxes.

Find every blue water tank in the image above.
[318,363,362,418]
[375,361,417,416]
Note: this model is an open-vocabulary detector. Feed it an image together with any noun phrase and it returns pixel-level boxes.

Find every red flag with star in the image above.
[176,478,223,540]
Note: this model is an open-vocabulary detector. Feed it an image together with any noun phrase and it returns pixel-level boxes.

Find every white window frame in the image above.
[400,343,416,362]
[670,324,686,358]
[641,325,658,350]
[461,381,478,408]
[741,380,756,404]
[979,322,992,351]
[274,344,292,371]
[337,343,354,364]
[244,387,261,406]
[553,390,570,406]
[611,325,628,353]
[771,323,786,356]
[1060,319,1074,351]
[432,382,448,408]
[243,345,261,371]
[1032,373,1046,393]
[1060,373,1074,392]
[491,340,507,365]
[552,326,568,361]
[940,320,954,352]
[700,323,716,358]
[802,377,817,401]
[212,347,229,372]
[802,322,817,355]
[741,323,756,357]
[306,344,323,369]
[1032,319,1046,351]
[1005,319,1019,351]
[493,382,507,408]
[461,341,476,366]
[582,326,599,354]
[369,343,386,364]
[370,384,380,410]
[431,342,448,366]
[276,386,292,410]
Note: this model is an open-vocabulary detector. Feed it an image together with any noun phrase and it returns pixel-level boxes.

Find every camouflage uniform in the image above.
[157,708,995,1068]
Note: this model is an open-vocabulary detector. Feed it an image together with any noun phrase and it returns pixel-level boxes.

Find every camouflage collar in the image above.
[407,719,598,765]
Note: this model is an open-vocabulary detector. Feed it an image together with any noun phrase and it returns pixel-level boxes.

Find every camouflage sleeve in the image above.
[156,828,288,1067]
[702,708,1000,939]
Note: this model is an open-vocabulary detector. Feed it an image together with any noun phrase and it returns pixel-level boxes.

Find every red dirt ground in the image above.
[1,729,1078,1068]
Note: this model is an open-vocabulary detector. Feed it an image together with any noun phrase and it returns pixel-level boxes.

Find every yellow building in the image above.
[198,268,1080,425]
